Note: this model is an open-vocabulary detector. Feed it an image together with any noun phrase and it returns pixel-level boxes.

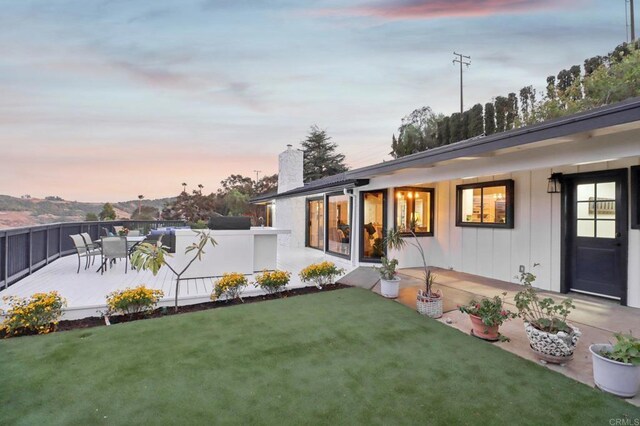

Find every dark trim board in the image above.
[632,165,640,229]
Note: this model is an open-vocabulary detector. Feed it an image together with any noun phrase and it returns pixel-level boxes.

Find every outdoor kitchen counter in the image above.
[171,227,291,279]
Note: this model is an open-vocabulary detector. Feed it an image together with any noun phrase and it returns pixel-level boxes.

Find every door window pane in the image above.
[327,194,350,256]
[596,220,616,238]
[576,181,617,239]
[596,182,616,199]
[577,220,595,237]
[395,188,434,234]
[362,192,385,259]
[577,202,593,219]
[577,184,595,202]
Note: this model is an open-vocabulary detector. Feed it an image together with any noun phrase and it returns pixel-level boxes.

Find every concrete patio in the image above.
[370,267,640,406]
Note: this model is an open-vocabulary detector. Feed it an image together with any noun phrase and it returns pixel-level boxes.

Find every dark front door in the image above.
[563,169,628,303]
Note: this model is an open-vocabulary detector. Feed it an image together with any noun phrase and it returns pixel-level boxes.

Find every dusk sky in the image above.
[0,0,629,201]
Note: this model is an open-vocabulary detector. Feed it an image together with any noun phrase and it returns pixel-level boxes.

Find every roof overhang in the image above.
[250,179,370,203]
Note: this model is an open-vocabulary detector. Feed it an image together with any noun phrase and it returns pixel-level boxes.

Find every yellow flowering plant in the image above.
[1,291,67,337]
[254,270,291,295]
[212,273,248,301]
[299,261,345,289]
[106,286,164,316]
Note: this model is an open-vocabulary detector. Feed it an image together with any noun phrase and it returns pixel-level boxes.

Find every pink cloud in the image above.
[314,0,569,20]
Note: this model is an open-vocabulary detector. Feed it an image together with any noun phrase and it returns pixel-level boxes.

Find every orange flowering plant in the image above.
[1,291,67,337]
[299,261,344,289]
[106,286,163,316]
[212,273,248,301]
[255,270,291,295]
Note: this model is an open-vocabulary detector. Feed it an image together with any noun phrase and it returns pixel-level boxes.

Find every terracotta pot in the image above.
[469,314,499,340]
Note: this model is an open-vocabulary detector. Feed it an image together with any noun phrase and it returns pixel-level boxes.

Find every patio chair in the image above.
[80,232,100,251]
[69,234,100,273]
[100,227,111,237]
[100,237,129,275]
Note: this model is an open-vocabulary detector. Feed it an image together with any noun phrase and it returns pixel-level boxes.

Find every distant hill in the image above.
[0,195,174,229]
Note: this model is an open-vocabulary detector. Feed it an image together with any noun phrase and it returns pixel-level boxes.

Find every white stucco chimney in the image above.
[275,144,305,248]
[277,144,303,194]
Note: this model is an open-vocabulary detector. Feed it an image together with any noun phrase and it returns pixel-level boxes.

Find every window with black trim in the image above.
[632,166,639,229]
[395,187,434,236]
[456,180,514,228]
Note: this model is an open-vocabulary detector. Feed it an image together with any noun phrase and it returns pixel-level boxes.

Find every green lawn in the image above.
[1,288,638,425]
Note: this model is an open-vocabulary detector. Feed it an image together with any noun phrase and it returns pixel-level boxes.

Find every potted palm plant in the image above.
[385,227,442,318]
[458,293,517,341]
[376,257,401,298]
[514,266,581,364]
[589,332,640,397]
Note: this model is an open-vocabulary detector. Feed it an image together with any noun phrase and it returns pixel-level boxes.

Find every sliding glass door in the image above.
[306,198,324,250]
[326,193,351,257]
[360,190,386,262]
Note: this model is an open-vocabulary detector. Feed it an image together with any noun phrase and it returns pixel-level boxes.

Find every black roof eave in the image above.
[250,179,369,202]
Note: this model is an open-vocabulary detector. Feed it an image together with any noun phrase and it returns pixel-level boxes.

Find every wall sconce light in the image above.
[547,173,563,194]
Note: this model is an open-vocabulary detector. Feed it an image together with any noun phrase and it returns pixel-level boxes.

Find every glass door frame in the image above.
[305,196,325,251]
[324,191,353,260]
[359,189,387,263]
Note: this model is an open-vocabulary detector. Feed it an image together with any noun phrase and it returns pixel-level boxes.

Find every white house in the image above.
[253,98,640,308]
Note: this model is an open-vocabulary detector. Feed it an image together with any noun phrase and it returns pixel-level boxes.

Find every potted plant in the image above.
[385,227,442,318]
[458,293,516,341]
[589,332,640,398]
[376,257,401,298]
[514,266,581,363]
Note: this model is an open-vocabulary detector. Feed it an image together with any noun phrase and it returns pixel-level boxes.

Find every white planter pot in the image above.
[524,321,581,359]
[380,277,400,298]
[590,344,640,398]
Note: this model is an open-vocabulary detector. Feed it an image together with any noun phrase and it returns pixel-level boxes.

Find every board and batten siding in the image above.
[379,156,640,308]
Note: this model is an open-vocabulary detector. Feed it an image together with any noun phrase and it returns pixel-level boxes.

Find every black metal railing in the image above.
[0,220,186,290]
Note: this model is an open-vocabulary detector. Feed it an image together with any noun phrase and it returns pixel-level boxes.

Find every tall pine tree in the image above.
[301,125,348,182]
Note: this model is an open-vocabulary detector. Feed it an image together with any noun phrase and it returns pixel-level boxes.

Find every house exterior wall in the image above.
[362,154,640,308]
[277,131,640,307]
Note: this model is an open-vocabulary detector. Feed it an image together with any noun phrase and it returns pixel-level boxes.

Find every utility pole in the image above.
[631,0,636,41]
[253,170,261,181]
[453,52,471,114]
